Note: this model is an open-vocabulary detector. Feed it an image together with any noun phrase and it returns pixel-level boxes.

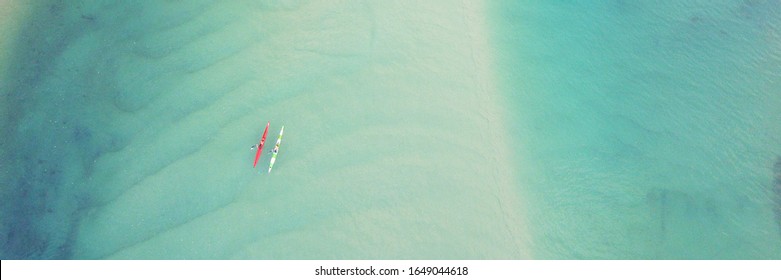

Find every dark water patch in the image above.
[0,0,110,259]
[2,0,239,259]
[2,158,63,258]
[69,121,122,177]
[80,14,96,22]
[645,188,757,259]
[3,1,98,104]
[1,133,96,259]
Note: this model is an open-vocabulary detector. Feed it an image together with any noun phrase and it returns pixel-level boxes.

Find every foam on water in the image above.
[491,0,781,259]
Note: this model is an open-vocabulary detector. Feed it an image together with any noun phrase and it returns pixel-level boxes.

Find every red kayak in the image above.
[253,121,270,168]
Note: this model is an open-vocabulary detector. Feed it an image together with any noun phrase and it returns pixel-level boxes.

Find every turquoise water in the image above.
[2,0,530,259]
[1,0,780,259]
[491,0,781,258]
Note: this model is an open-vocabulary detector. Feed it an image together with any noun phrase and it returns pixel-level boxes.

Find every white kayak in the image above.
[268,126,284,173]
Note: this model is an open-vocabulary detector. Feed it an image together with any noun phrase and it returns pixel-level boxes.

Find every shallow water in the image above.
[2,0,780,259]
[1,0,527,259]
[491,0,781,259]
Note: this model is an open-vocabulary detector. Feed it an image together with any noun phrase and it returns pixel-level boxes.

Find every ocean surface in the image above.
[1,0,780,259]
[491,0,781,258]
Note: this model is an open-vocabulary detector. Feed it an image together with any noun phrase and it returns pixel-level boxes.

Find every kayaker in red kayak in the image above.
[252,121,270,168]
